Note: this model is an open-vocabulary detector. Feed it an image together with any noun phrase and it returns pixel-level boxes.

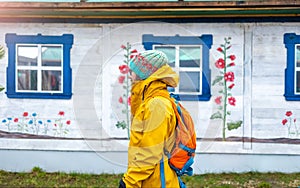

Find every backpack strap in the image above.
[152,92,184,126]
[159,155,166,188]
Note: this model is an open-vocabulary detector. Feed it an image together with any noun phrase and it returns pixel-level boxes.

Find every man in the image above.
[119,50,180,188]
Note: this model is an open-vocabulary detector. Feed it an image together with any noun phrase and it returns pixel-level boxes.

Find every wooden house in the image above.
[0,0,300,174]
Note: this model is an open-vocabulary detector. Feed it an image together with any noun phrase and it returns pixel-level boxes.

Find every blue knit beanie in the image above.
[129,50,169,80]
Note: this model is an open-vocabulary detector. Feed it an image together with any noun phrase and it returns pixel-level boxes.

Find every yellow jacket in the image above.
[123,64,180,188]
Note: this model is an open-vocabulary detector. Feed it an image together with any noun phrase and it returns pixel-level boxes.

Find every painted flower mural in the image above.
[1,111,71,137]
[282,110,299,137]
[115,42,138,138]
[210,37,242,141]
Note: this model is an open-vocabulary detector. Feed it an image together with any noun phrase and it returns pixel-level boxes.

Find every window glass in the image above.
[42,46,62,67]
[179,71,200,92]
[17,46,38,66]
[296,45,300,67]
[179,46,201,68]
[295,45,300,94]
[17,70,37,91]
[42,70,61,91]
[296,71,300,93]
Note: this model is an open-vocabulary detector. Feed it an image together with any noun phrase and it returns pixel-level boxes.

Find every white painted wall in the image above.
[0,21,300,173]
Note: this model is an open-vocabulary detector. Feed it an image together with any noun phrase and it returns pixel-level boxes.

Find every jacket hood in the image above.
[130,64,179,116]
[144,64,179,88]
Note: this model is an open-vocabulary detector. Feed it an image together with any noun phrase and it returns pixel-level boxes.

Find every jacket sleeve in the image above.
[123,97,174,187]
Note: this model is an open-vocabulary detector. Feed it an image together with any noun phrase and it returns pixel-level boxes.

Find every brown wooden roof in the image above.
[0,0,299,21]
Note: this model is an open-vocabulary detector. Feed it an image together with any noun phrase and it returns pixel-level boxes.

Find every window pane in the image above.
[296,45,300,68]
[17,70,37,90]
[179,46,201,67]
[154,46,176,67]
[296,71,300,93]
[42,46,62,67]
[42,70,61,91]
[179,71,200,92]
[17,46,38,66]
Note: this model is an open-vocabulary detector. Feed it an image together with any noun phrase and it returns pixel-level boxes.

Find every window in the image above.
[143,34,212,101]
[5,33,73,99]
[284,33,300,101]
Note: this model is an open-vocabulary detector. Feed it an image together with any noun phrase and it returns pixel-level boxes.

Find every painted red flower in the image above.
[120,44,126,49]
[119,64,129,74]
[294,118,297,123]
[285,111,292,117]
[282,119,288,125]
[228,97,236,106]
[118,75,125,84]
[54,123,57,127]
[14,118,18,123]
[119,97,123,104]
[131,49,138,54]
[217,47,223,52]
[228,62,235,67]
[215,58,225,69]
[66,120,71,125]
[224,72,235,82]
[130,50,139,59]
[215,96,222,105]
[128,96,131,106]
[58,111,65,116]
[23,112,28,117]
[229,55,236,61]
[228,83,235,89]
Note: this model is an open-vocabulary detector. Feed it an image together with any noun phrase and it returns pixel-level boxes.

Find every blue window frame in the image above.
[143,34,212,101]
[284,33,300,101]
[5,33,73,99]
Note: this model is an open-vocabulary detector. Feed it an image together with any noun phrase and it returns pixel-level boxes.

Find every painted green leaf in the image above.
[116,120,127,129]
[227,120,243,131]
[210,111,223,119]
[212,76,223,86]
[0,85,4,92]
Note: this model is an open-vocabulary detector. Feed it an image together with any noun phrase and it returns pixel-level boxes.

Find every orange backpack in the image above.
[157,93,197,177]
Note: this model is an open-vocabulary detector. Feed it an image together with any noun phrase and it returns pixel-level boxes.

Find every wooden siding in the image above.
[0,21,297,153]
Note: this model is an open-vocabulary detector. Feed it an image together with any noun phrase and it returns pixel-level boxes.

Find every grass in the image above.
[0,167,299,187]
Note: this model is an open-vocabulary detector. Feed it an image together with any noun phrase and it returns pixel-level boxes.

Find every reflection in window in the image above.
[179,71,200,92]
[296,45,300,94]
[42,70,61,91]
[17,46,38,66]
[42,46,62,67]
[17,70,37,91]
[179,46,200,68]
[296,71,300,93]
